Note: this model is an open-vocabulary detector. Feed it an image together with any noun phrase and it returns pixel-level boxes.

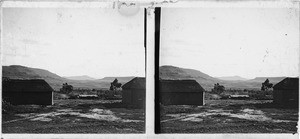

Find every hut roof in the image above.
[122,77,145,90]
[3,79,53,93]
[273,77,299,90]
[160,80,205,93]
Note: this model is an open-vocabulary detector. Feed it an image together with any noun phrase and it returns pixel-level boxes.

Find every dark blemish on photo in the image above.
[263,50,269,62]
[117,1,140,17]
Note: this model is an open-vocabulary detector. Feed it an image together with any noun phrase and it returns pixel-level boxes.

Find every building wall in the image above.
[273,89,299,107]
[131,89,145,108]
[122,89,145,108]
[160,92,204,106]
[273,90,282,104]
[3,91,53,105]
[122,90,132,104]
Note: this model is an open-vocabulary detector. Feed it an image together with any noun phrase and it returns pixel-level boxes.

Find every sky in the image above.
[160,8,299,79]
[2,8,145,78]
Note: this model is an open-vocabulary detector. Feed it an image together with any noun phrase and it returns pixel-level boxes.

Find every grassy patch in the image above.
[160,100,298,133]
[2,99,145,133]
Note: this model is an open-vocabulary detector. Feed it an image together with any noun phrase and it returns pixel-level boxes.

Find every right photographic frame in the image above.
[155,2,299,134]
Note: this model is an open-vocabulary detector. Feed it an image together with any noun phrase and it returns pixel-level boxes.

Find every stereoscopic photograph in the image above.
[1,0,299,138]
[157,7,299,133]
[2,7,146,133]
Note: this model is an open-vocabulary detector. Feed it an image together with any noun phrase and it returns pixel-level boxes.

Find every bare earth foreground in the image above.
[2,100,145,133]
[160,100,298,133]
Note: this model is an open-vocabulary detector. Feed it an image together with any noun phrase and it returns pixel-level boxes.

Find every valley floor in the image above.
[160,100,298,133]
[2,99,145,133]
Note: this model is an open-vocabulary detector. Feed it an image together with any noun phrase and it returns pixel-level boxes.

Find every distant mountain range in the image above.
[249,77,287,83]
[2,65,291,91]
[98,76,135,82]
[64,75,96,80]
[2,65,136,91]
[159,65,289,90]
[64,76,135,82]
[216,76,248,81]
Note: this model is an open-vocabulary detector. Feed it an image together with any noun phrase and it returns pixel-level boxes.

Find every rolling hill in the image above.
[159,65,286,90]
[159,65,215,80]
[3,65,63,80]
[2,65,135,91]
[2,65,288,91]
[159,65,221,90]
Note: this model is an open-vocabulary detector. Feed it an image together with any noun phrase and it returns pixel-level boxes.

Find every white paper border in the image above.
[0,0,299,139]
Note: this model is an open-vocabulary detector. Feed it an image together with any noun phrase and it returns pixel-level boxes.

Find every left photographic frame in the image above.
[1,4,146,134]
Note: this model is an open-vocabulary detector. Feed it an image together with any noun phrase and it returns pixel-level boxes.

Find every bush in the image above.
[205,92,222,100]
[248,90,273,100]
[103,90,122,100]
[68,94,79,99]
[60,83,73,94]
[211,83,225,94]
[214,89,273,100]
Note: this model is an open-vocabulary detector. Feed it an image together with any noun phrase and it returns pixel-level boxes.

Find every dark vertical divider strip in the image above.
[154,7,161,134]
[144,8,147,68]
[144,8,147,116]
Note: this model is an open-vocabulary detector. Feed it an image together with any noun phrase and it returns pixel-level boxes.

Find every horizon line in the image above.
[2,64,144,79]
[159,64,299,79]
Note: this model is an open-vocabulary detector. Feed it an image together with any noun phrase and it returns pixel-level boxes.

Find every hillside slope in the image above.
[159,65,219,90]
[3,65,67,90]
[3,65,63,80]
[159,65,286,90]
[2,65,134,90]
[159,65,216,80]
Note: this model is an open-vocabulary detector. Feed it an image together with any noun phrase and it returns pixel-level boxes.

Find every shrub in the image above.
[60,83,73,94]
[211,83,225,94]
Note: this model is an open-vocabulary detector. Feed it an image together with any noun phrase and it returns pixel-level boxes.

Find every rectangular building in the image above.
[159,80,205,105]
[2,79,54,105]
[122,77,145,108]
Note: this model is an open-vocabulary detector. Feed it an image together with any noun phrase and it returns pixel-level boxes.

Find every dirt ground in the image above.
[160,100,298,133]
[2,99,145,133]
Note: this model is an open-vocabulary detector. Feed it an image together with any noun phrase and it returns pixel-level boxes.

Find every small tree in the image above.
[60,83,73,94]
[212,83,225,94]
[109,78,122,91]
[261,79,273,91]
